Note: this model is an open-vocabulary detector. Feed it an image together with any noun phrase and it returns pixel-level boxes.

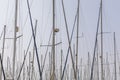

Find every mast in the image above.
[87,52,90,80]
[100,0,104,80]
[114,32,117,80]
[106,52,110,80]
[49,52,51,79]
[52,0,55,79]
[23,51,25,80]
[76,0,80,79]
[96,42,99,80]
[60,49,63,79]
[13,0,18,79]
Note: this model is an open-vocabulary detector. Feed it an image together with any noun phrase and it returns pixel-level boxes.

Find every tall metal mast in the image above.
[100,0,104,80]
[96,41,99,80]
[52,0,55,79]
[13,0,18,79]
[87,52,90,80]
[76,0,80,79]
[60,49,63,79]
[114,32,117,80]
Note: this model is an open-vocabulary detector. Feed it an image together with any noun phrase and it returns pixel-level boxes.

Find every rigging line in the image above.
[90,4,101,80]
[27,0,42,80]
[61,1,78,80]
[41,29,52,73]
[17,23,37,80]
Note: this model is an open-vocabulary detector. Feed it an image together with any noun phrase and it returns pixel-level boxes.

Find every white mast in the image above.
[51,0,55,79]
[114,32,117,80]
[76,0,80,79]
[13,0,18,79]
[100,0,104,80]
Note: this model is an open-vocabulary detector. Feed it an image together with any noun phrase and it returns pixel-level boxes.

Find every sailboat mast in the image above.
[96,42,99,80]
[114,32,117,80]
[13,0,18,79]
[52,0,55,79]
[60,49,63,79]
[87,52,90,80]
[100,0,104,80]
[76,0,80,79]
